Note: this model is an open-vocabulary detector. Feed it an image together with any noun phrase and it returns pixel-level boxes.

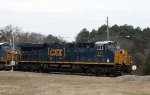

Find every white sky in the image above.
[0,0,150,41]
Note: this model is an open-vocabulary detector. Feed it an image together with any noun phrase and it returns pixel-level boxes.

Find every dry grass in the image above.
[0,71,150,95]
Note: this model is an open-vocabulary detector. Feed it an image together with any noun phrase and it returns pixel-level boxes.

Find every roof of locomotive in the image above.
[18,42,95,48]
[18,41,117,48]
[18,41,113,45]
[18,43,45,48]
[95,41,113,45]
[17,42,64,48]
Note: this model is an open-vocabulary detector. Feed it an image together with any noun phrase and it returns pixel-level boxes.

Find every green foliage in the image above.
[97,25,107,34]
[119,24,135,37]
[43,34,61,43]
[75,28,90,42]
[110,24,121,33]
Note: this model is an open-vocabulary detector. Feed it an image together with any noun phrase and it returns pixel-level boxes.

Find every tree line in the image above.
[0,25,65,47]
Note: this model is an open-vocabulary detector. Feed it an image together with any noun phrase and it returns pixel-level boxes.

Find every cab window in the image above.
[97,45,104,50]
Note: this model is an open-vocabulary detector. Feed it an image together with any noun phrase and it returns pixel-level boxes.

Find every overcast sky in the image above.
[0,0,150,41]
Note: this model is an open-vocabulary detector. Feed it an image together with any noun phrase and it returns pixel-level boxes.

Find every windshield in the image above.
[107,43,120,51]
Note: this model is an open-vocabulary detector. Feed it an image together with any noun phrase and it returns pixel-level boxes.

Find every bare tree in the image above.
[15,32,46,45]
[0,25,21,43]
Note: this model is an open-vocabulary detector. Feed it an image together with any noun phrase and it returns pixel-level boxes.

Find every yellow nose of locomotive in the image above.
[115,49,131,65]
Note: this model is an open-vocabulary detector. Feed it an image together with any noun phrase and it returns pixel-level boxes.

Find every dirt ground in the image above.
[0,71,150,95]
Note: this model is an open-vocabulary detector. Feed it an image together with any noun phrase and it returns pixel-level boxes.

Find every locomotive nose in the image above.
[115,49,129,64]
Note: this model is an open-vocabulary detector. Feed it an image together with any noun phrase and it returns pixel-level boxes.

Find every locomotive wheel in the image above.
[81,65,88,73]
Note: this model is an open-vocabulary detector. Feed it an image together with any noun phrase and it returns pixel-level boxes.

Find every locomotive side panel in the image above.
[75,43,95,62]
[19,43,48,61]
[17,42,132,76]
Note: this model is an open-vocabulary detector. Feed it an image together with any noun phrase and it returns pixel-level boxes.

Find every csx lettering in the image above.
[49,48,63,56]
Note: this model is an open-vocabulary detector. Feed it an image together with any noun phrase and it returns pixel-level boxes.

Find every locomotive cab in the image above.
[95,41,132,75]
[95,41,120,63]
[95,41,120,51]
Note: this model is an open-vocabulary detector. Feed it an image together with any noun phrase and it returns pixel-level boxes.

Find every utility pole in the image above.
[106,17,110,41]
[11,31,15,71]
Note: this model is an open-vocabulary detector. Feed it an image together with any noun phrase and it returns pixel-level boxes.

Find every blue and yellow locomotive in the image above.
[0,42,12,69]
[16,41,132,75]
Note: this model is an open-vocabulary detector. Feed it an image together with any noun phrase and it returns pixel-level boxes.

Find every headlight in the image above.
[107,59,109,62]
[132,65,137,70]
[120,50,124,54]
